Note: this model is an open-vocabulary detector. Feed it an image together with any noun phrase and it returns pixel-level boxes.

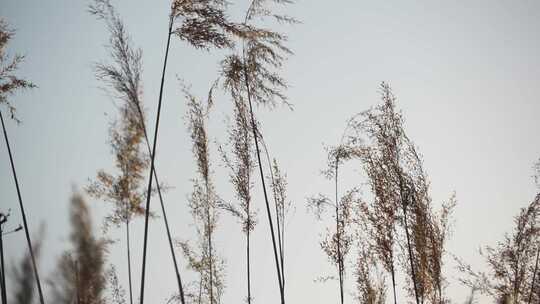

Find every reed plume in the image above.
[88,1,186,302]
[219,1,297,302]
[11,229,43,304]
[137,1,239,302]
[0,18,36,123]
[308,145,361,304]
[106,266,127,304]
[0,18,44,304]
[219,95,256,303]
[268,158,292,294]
[86,3,149,299]
[182,87,224,304]
[353,241,386,304]
[331,82,455,304]
[49,191,107,304]
[456,192,540,303]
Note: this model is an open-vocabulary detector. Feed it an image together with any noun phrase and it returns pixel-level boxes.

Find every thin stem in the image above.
[280,204,285,293]
[75,261,80,304]
[274,181,284,291]
[390,262,398,304]
[0,224,6,304]
[126,218,133,304]
[514,250,521,301]
[0,267,3,304]
[528,247,539,304]
[138,16,173,304]
[245,105,254,304]
[205,180,214,304]
[132,81,186,304]
[271,169,284,292]
[335,157,344,304]
[197,276,202,304]
[261,139,285,291]
[243,62,284,304]
[437,272,442,304]
[393,137,420,304]
[247,219,251,304]
[0,110,45,304]
[401,199,420,304]
[0,270,2,304]
[0,264,3,304]
[156,170,186,304]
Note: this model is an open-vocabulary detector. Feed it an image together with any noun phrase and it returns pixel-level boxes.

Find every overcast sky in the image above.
[2,1,540,303]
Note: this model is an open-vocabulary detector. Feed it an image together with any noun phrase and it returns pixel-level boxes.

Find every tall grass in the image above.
[87,1,189,302]
[86,4,148,303]
[11,228,43,304]
[268,158,292,295]
[528,247,539,304]
[182,88,224,304]
[219,1,297,301]
[0,18,44,304]
[219,96,255,303]
[6,3,540,304]
[137,1,237,302]
[457,192,540,303]
[310,82,455,304]
[49,191,107,304]
[308,146,360,304]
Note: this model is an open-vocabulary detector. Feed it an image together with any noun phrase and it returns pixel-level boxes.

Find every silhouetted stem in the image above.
[0,265,3,304]
[139,16,173,304]
[0,268,4,304]
[0,223,6,304]
[197,277,202,304]
[335,157,344,304]
[132,77,186,304]
[155,169,186,304]
[243,62,284,304]
[393,136,420,304]
[401,194,420,304]
[0,110,45,304]
[261,139,285,291]
[280,209,285,293]
[205,180,214,304]
[247,221,251,304]
[0,269,4,304]
[390,261,398,304]
[126,219,133,304]
[75,261,80,304]
[528,247,539,304]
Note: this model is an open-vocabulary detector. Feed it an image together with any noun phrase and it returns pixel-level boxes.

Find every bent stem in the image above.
[132,76,186,304]
[243,63,284,303]
[138,15,174,304]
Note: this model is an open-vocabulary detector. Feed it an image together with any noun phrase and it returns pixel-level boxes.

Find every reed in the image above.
[219,96,255,303]
[457,192,540,303]
[219,2,297,301]
[49,192,107,304]
[11,230,43,304]
[0,18,44,304]
[138,1,237,301]
[183,87,224,304]
[88,1,189,302]
[308,145,361,304]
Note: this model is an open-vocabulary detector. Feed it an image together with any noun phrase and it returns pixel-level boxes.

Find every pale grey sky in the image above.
[1,1,540,303]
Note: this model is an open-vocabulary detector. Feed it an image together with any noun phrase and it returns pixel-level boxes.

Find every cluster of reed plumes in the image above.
[1,1,540,304]
[308,83,455,304]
